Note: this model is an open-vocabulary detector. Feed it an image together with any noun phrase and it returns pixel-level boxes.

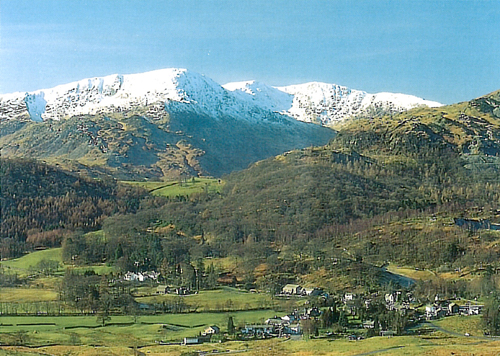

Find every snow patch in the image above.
[24,92,47,122]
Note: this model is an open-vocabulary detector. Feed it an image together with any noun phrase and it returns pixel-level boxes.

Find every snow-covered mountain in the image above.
[0,69,338,179]
[0,68,441,126]
[1,68,233,122]
[224,80,442,126]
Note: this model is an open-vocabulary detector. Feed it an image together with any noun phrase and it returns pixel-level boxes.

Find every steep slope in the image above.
[0,69,336,179]
[332,89,500,171]
[0,112,336,179]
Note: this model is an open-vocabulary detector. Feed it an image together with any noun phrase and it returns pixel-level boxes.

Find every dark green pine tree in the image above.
[227,316,235,335]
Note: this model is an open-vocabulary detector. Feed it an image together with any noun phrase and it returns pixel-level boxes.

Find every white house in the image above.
[344,293,356,302]
[124,271,160,282]
[425,305,437,319]
[241,324,275,335]
[203,325,220,335]
[281,314,298,323]
[124,272,145,282]
[385,293,395,304]
[282,284,302,295]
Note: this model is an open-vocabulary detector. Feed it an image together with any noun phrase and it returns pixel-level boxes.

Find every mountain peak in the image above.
[0,68,223,122]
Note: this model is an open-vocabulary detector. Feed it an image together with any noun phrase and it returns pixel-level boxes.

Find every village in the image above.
[130,280,487,346]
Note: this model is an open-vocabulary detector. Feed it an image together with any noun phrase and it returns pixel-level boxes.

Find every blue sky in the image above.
[1,0,499,104]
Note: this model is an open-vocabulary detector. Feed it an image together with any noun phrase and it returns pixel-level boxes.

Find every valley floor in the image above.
[2,333,500,356]
[0,315,500,356]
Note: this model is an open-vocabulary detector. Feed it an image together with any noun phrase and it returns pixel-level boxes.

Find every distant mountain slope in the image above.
[0,69,338,179]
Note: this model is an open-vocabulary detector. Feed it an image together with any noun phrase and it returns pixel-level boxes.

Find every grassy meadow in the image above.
[0,288,58,303]
[433,314,484,336]
[1,244,117,278]
[1,249,63,276]
[121,177,223,198]
[0,310,277,347]
[136,286,293,312]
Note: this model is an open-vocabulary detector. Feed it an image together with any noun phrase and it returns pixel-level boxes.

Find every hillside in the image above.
[3,83,500,292]
[210,89,500,233]
[0,110,336,179]
[0,68,442,179]
[94,89,500,292]
[0,158,147,257]
[333,89,500,162]
[3,90,499,288]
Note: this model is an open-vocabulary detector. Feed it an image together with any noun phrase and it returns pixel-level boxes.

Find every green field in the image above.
[0,288,58,303]
[1,248,62,271]
[1,249,63,277]
[137,286,292,312]
[121,177,223,197]
[433,315,484,336]
[0,308,498,355]
[0,310,277,347]
[1,243,118,277]
[0,248,117,307]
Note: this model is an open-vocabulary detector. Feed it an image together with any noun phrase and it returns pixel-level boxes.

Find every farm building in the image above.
[203,325,220,335]
[241,324,275,336]
[282,284,302,295]
[156,285,169,294]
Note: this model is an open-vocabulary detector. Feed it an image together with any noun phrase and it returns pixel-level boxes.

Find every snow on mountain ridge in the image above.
[224,80,442,125]
[0,68,442,125]
[0,68,287,122]
[0,69,182,122]
[363,92,442,110]
[222,80,293,113]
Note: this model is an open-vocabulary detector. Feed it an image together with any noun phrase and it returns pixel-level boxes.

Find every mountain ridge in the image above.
[0,68,453,180]
[0,68,442,126]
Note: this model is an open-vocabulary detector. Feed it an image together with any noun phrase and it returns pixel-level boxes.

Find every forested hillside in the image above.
[0,158,148,257]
